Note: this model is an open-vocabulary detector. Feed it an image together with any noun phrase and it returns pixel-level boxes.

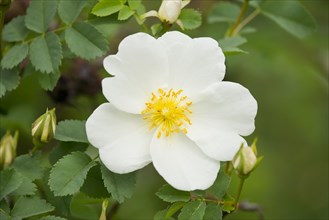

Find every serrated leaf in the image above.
[65,22,108,60]
[49,151,96,196]
[54,120,88,143]
[0,169,23,200]
[70,193,103,220]
[37,71,61,91]
[118,5,134,20]
[178,200,206,220]
[11,176,37,196]
[29,32,62,73]
[1,44,28,69]
[58,0,88,24]
[81,165,108,198]
[156,184,190,203]
[208,2,240,23]
[100,163,136,203]
[260,0,316,38]
[2,16,29,42]
[219,36,248,55]
[203,204,222,220]
[11,197,54,219]
[208,171,231,199]
[25,0,59,33]
[49,142,89,165]
[12,154,44,180]
[0,68,20,97]
[40,215,67,220]
[92,0,123,17]
[178,9,202,30]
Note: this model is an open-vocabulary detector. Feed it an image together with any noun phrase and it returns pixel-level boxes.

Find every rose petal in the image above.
[150,132,220,191]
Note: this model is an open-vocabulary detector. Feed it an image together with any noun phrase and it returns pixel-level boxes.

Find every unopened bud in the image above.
[159,0,182,23]
[0,131,18,170]
[32,108,56,145]
[233,141,263,177]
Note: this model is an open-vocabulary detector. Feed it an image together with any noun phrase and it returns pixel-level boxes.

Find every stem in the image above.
[226,161,232,176]
[227,0,249,37]
[234,177,246,210]
[234,7,261,35]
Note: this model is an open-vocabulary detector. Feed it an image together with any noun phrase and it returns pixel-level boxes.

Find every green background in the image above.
[1,0,328,219]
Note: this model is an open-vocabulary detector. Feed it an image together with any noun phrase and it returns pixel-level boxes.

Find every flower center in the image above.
[141,88,192,138]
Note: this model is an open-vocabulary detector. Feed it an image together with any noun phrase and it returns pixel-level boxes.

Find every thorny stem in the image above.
[234,177,246,210]
[227,0,250,37]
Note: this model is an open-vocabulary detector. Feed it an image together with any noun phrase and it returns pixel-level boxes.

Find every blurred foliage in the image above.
[0,0,328,219]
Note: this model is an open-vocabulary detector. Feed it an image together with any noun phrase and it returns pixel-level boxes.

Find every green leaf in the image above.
[2,16,29,42]
[151,23,163,36]
[25,0,59,33]
[179,9,202,30]
[165,202,186,218]
[91,0,124,17]
[208,171,231,199]
[203,204,222,220]
[49,142,89,165]
[49,151,97,196]
[178,200,206,220]
[118,5,134,20]
[0,169,23,200]
[12,154,44,180]
[154,209,175,220]
[100,163,136,203]
[219,36,248,55]
[11,197,54,219]
[37,71,61,91]
[208,2,240,23]
[11,176,37,196]
[65,22,108,60]
[156,184,190,203]
[81,165,109,198]
[0,68,20,98]
[29,32,62,73]
[1,44,28,69]
[0,82,6,97]
[40,216,67,220]
[70,193,103,220]
[58,0,88,24]
[260,0,316,38]
[54,120,89,143]
[128,0,143,11]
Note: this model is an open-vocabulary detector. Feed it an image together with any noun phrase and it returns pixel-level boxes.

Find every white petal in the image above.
[187,130,247,161]
[158,31,225,98]
[150,133,220,191]
[102,33,168,113]
[189,82,257,136]
[86,103,150,149]
[99,127,152,173]
[86,103,153,173]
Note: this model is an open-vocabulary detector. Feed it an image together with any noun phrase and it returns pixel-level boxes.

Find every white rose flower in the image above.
[86,31,257,191]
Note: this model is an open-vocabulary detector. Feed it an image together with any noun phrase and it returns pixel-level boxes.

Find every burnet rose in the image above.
[86,31,257,191]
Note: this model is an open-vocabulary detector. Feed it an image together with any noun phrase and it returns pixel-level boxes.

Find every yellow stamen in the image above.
[142,88,192,138]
